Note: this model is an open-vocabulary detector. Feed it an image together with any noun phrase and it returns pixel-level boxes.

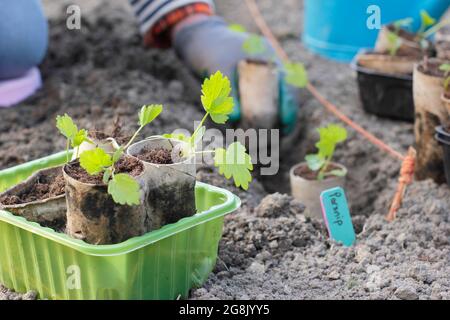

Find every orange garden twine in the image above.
[244,0,416,221]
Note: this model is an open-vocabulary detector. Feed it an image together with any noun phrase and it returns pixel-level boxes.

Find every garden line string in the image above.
[244,0,416,221]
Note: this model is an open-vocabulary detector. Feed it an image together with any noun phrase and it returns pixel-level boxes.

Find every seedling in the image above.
[439,63,450,92]
[76,105,163,206]
[418,10,437,38]
[164,71,253,190]
[56,114,92,162]
[305,124,348,181]
[387,31,402,57]
[230,23,308,89]
[387,11,449,52]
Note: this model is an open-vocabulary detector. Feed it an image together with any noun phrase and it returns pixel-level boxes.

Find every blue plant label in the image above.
[320,187,356,247]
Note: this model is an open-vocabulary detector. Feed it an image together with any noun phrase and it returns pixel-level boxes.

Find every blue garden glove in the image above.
[173,16,299,135]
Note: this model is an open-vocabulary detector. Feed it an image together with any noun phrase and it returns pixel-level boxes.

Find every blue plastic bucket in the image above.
[303,0,449,62]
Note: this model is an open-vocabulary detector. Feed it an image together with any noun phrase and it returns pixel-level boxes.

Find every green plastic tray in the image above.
[0,152,240,300]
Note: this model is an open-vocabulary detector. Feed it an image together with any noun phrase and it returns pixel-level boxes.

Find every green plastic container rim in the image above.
[0,151,241,257]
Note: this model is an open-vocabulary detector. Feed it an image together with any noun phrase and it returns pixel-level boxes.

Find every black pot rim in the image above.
[351,49,413,81]
[435,126,450,143]
[435,133,450,146]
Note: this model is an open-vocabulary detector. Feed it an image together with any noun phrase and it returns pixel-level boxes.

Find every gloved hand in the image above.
[173,16,299,135]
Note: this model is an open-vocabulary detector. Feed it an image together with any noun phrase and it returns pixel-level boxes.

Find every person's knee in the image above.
[0,0,48,79]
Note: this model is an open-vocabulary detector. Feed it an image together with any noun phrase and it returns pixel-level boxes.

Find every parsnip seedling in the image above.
[78,104,163,206]
[164,71,254,190]
[305,124,347,181]
[56,114,92,162]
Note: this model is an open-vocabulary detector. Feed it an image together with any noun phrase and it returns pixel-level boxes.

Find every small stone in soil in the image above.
[136,147,174,164]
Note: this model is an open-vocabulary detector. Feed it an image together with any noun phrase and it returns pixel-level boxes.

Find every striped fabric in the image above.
[128,0,215,37]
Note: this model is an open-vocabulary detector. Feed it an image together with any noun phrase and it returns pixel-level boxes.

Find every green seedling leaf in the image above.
[79,148,113,175]
[139,104,163,127]
[420,10,436,29]
[445,77,450,91]
[56,114,78,140]
[439,63,450,74]
[387,31,402,56]
[305,154,325,172]
[439,64,450,90]
[242,34,266,56]
[284,62,308,88]
[214,142,253,190]
[108,173,140,206]
[201,71,234,124]
[229,24,246,33]
[316,124,348,158]
[72,129,91,148]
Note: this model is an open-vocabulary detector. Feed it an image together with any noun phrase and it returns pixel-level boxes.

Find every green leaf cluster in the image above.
[58,105,163,206]
[214,142,253,190]
[305,124,348,180]
[165,71,254,190]
[284,62,308,88]
[56,114,92,161]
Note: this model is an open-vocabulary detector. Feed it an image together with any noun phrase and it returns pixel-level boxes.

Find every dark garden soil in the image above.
[136,147,174,164]
[0,171,65,205]
[293,163,342,180]
[65,157,143,184]
[0,0,449,300]
[89,118,132,145]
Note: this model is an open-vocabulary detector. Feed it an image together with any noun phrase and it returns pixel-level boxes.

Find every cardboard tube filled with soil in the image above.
[0,166,66,230]
[356,52,417,75]
[127,137,196,229]
[413,58,448,183]
[238,60,279,130]
[63,157,147,245]
[374,25,427,58]
[290,162,347,220]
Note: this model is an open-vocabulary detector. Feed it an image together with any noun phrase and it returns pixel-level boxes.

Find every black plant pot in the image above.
[351,50,414,122]
[435,126,450,186]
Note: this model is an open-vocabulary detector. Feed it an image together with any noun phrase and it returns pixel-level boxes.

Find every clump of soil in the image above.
[0,173,65,205]
[136,147,174,164]
[293,163,343,180]
[64,156,143,184]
